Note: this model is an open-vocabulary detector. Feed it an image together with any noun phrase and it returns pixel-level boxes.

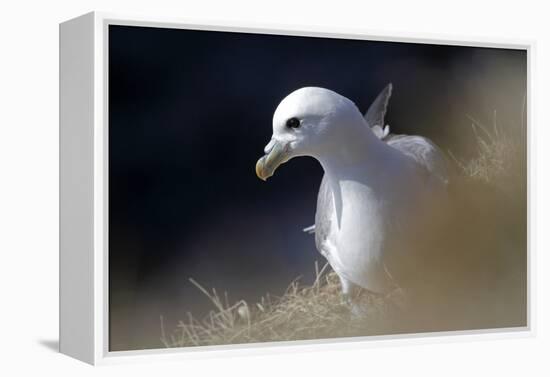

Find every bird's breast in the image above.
[337,181,388,248]
[324,181,388,287]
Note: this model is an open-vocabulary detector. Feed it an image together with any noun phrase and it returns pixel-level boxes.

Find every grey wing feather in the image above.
[364,83,393,128]
[386,134,449,185]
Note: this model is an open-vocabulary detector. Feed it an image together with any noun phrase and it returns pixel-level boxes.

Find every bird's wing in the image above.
[302,174,333,240]
[364,83,448,184]
[364,83,393,129]
[386,134,450,185]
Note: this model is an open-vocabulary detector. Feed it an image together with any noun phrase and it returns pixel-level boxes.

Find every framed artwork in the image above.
[60,12,531,364]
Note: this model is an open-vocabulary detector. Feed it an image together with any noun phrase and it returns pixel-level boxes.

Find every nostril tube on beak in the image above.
[264,138,276,154]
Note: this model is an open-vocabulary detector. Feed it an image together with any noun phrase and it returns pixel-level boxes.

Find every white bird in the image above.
[255,84,449,309]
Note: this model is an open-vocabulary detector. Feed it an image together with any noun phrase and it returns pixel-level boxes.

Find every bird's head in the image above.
[255,87,367,181]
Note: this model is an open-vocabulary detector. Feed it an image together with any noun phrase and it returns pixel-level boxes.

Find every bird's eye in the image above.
[286,117,301,129]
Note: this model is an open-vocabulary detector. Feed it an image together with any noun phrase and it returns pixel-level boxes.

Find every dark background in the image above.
[108,25,526,350]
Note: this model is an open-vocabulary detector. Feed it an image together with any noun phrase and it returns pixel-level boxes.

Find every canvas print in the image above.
[108,25,527,351]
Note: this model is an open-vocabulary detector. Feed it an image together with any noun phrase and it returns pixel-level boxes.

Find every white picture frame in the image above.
[59,11,534,365]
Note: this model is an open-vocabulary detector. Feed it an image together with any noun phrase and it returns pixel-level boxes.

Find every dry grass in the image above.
[450,111,525,188]
[161,262,400,348]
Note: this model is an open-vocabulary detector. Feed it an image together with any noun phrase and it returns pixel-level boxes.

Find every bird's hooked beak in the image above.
[255,138,291,181]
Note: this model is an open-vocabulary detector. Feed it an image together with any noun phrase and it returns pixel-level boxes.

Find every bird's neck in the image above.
[317,128,391,179]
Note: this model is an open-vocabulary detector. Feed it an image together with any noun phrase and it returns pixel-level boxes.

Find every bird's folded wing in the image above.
[313,174,334,259]
[386,134,450,185]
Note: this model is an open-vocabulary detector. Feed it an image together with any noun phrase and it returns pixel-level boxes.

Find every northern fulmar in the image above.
[255,84,449,310]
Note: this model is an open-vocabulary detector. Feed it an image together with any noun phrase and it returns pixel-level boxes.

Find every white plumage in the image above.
[256,84,449,306]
